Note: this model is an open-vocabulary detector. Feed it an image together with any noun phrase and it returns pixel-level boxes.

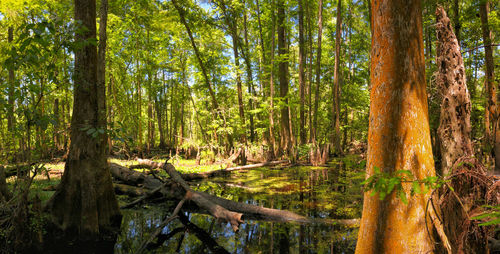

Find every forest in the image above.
[0,0,499,253]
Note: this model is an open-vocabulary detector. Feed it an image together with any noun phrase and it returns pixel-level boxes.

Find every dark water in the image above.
[115,157,365,253]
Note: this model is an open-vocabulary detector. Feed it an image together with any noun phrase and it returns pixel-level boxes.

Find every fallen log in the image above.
[129,159,165,170]
[164,163,244,231]
[113,183,145,197]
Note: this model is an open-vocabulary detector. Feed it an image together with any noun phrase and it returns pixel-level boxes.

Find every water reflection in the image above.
[116,159,364,253]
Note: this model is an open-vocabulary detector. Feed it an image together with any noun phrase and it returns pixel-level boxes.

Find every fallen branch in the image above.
[164,163,244,231]
[113,183,145,197]
[178,212,230,254]
[138,197,187,254]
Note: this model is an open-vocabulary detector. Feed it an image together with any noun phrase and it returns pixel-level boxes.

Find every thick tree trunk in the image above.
[355,0,435,252]
[278,0,290,155]
[298,0,306,145]
[479,1,499,174]
[332,0,343,155]
[435,7,473,176]
[47,0,121,239]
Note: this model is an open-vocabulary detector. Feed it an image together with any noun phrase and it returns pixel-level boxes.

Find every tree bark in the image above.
[278,0,290,155]
[435,7,473,175]
[355,0,435,252]
[47,0,121,239]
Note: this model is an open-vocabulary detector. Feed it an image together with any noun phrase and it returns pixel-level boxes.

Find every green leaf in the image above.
[412,182,421,194]
[398,190,408,205]
[478,218,500,226]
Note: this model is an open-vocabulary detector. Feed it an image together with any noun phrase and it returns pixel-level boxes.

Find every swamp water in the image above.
[115,158,365,253]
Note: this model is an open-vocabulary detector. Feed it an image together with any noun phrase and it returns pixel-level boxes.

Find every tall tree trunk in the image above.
[243,3,256,143]
[53,98,60,152]
[355,0,435,252]
[268,0,277,158]
[7,26,15,150]
[298,0,306,145]
[231,24,248,146]
[278,0,290,155]
[48,0,121,238]
[312,0,323,143]
[306,0,314,143]
[172,0,219,113]
[479,1,499,173]
[453,0,460,45]
[332,0,343,155]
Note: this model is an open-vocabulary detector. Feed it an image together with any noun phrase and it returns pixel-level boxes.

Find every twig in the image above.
[137,197,187,253]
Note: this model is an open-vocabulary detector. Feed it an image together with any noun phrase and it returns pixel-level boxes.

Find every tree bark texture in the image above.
[435,7,473,176]
[47,0,121,238]
[355,0,435,253]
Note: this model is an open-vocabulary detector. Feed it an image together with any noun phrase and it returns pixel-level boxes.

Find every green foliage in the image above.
[362,166,447,204]
[471,205,500,227]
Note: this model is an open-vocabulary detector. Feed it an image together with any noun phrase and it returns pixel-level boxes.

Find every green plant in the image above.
[471,205,500,227]
[361,166,447,204]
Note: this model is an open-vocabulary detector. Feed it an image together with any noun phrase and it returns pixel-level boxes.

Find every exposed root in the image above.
[438,157,499,253]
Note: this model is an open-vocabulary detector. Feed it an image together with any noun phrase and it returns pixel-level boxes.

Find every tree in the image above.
[277,0,290,155]
[332,0,343,155]
[355,0,435,252]
[298,0,306,145]
[479,1,499,174]
[435,6,473,175]
[47,0,121,240]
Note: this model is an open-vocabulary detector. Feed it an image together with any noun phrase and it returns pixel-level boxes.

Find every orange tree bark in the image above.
[47,0,121,238]
[355,0,435,253]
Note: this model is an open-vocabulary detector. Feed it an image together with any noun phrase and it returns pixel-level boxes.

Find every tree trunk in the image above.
[435,7,473,176]
[172,0,219,113]
[47,0,121,239]
[229,17,248,146]
[453,0,460,45]
[332,0,343,155]
[278,0,290,155]
[355,0,435,252]
[268,0,277,159]
[242,3,256,143]
[7,26,16,150]
[298,0,306,145]
[479,1,499,174]
[312,0,323,144]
